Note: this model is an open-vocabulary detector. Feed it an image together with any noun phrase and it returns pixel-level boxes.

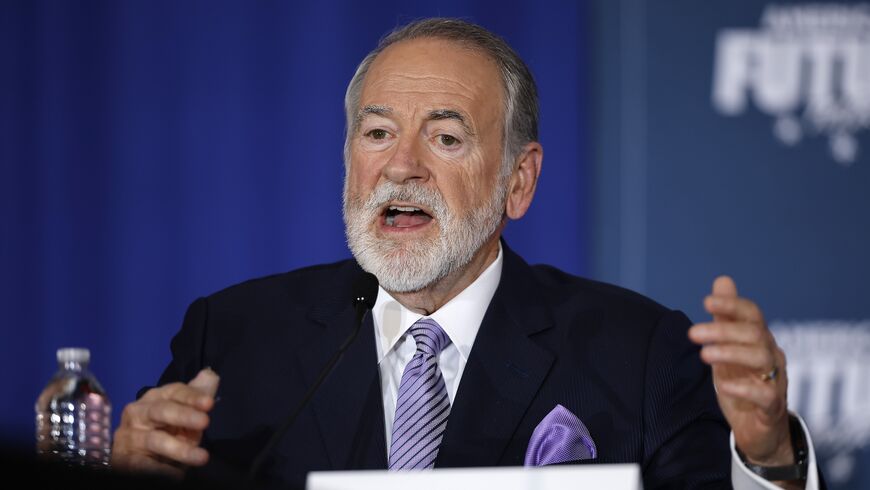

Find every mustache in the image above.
[357,182,448,219]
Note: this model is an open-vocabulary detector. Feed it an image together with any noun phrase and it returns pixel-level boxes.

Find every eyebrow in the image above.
[355,105,392,127]
[355,105,475,136]
[427,109,475,136]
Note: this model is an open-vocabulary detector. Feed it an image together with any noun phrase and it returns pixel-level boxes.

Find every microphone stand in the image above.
[247,275,377,483]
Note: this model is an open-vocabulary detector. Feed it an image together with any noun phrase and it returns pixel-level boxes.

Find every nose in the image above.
[382,134,430,184]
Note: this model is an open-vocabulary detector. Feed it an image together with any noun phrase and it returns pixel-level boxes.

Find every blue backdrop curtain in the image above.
[0,0,590,444]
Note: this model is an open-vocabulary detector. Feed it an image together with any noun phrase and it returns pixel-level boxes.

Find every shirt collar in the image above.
[372,242,503,364]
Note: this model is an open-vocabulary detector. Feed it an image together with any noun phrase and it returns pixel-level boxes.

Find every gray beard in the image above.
[343,179,506,293]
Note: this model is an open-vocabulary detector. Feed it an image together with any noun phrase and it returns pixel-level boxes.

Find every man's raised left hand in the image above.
[688,276,796,476]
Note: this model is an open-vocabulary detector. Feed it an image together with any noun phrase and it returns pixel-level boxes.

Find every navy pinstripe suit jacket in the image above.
[153,242,731,489]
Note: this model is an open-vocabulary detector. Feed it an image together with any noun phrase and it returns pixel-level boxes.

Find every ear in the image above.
[505,142,543,220]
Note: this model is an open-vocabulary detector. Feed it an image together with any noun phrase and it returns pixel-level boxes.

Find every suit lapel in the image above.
[436,245,555,467]
[288,245,554,470]
[292,266,388,471]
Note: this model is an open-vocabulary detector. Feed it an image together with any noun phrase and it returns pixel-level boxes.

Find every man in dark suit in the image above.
[111,19,819,489]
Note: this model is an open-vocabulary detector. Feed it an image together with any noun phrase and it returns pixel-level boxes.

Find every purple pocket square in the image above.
[524,404,597,466]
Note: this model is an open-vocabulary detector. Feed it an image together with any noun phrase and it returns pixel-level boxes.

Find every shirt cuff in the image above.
[730,412,820,490]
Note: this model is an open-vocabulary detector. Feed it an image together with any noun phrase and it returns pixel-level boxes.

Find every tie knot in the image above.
[409,318,451,356]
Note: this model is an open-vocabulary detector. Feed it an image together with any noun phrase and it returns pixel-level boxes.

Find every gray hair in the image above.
[343,18,539,178]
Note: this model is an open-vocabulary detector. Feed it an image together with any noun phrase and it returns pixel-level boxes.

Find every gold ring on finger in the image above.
[759,366,778,382]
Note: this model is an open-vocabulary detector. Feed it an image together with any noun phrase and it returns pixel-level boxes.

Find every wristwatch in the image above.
[738,415,809,481]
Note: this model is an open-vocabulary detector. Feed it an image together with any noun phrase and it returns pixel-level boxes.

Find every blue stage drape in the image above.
[0,0,589,444]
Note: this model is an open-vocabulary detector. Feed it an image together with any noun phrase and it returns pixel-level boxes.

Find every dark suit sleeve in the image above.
[641,309,732,489]
[136,297,209,398]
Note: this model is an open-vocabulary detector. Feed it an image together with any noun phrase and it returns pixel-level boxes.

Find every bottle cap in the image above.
[57,348,90,364]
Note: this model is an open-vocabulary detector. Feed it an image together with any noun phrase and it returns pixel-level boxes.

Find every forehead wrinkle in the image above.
[359,65,500,137]
[368,72,483,97]
[383,72,480,88]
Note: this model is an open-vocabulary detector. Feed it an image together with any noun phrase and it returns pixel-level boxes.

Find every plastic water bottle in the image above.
[35,347,112,467]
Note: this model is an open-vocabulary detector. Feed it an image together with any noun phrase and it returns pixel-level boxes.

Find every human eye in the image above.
[364,128,390,140]
[438,134,460,147]
[427,130,466,157]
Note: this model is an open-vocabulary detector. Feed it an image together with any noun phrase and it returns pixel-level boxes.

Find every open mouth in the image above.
[383,204,434,228]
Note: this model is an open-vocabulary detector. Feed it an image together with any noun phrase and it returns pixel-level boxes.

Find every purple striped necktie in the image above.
[388,318,452,470]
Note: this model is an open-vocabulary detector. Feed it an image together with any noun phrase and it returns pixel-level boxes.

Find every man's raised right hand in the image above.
[111,368,220,479]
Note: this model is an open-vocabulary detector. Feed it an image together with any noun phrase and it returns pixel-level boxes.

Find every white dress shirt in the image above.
[369,242,818,489]
[373,244,503,451]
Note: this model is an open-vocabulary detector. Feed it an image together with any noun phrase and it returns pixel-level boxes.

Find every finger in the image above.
[188,368,220,399]
[700,344,774,371]
[147,400,210,431]
[122,399,210,431]
[704,295,765,324]
[774,346,787,380]
[142,382,214,411]
[688,321,769,346]
[138,428,210,467]
[111,425,139,466]
[111,426,208,472]
[712,275,738,297]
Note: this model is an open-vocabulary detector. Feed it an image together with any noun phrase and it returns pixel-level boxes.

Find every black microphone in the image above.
[247,272,379,483]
